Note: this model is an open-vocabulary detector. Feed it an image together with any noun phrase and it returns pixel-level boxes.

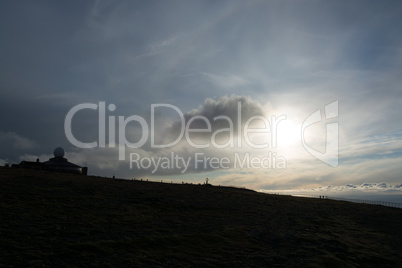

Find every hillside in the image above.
[0,167,401,267]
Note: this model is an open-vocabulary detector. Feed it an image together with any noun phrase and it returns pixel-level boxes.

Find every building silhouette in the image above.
[13,147,87,175]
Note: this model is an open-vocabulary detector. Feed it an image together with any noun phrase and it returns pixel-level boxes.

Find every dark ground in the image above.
[0,167,401,267]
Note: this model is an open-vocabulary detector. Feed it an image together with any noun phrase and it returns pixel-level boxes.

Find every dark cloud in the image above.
[156,95,267,147]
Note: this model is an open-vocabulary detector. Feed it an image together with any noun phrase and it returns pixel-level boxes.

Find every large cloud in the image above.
[154,95,268,148]
[117,95,275,176]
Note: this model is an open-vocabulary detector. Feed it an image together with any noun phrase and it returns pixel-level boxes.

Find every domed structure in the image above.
[53,147,65,158]
[42,147,87,175]
[13,147,88,175]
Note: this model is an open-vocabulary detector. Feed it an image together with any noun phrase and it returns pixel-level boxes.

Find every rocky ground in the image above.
[0,167,401,267]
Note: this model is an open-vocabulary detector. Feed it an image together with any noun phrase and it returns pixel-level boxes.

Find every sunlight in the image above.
[275,119,300,148]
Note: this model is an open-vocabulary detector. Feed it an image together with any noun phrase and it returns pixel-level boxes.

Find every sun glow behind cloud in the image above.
[276,119,300,148]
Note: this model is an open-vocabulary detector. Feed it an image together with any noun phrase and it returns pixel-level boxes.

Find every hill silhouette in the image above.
[1,167,401,267]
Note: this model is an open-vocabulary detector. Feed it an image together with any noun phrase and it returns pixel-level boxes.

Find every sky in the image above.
[1,0,402,200]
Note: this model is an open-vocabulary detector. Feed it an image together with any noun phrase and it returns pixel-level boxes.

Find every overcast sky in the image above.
[1,0,402,197]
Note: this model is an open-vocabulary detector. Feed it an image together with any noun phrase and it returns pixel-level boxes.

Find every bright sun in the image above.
[275,119,300,148]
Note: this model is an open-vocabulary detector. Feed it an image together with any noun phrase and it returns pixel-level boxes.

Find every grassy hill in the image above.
[0,167,401,267]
